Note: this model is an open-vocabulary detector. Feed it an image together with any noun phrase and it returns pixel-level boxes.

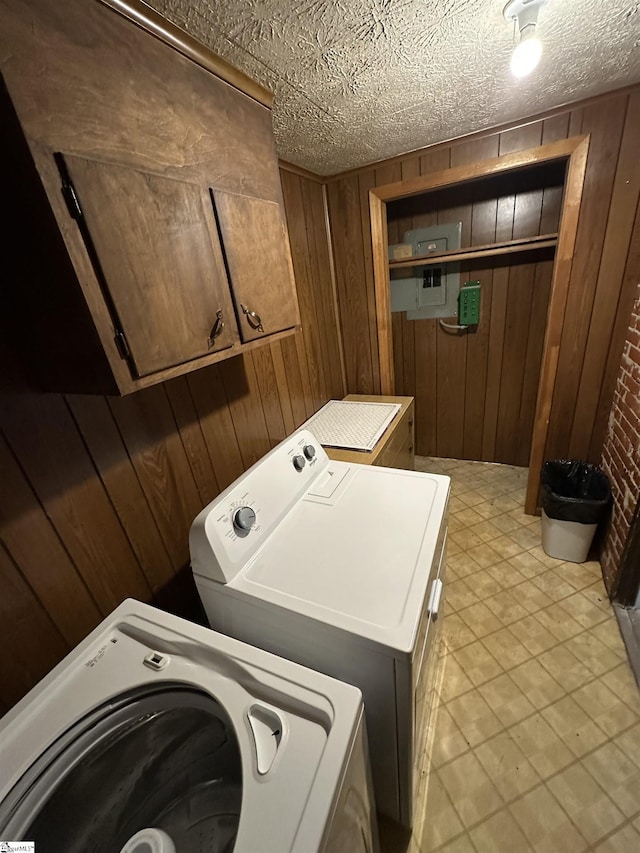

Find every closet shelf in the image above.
[388,233,558,270]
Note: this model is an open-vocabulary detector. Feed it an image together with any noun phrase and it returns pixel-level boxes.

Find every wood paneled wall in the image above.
[327,88,640,471]
[0,169,345,711]
[387,164,564,465]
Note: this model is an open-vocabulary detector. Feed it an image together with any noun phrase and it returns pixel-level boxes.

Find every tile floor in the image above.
[381,457,640,853]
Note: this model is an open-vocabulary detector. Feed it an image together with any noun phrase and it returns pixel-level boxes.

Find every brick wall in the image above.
[600,281,640,592]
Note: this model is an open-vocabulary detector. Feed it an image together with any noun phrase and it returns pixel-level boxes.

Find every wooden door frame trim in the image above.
[368,134,591,514]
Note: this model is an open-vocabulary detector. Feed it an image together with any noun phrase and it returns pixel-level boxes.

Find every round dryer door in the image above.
[0,685,242,853]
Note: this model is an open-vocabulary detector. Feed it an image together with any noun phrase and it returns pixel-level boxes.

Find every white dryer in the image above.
[190,429,450,828]
[0,599,379,853]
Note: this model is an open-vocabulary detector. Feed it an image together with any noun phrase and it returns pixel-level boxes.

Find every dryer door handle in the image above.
[427,578,443,621]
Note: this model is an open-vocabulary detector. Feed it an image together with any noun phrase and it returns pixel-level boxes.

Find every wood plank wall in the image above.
[327,87,640,471]
[387,164,564,465]
[0,169,345,711]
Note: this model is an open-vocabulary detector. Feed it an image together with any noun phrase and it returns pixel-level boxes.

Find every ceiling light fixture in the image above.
[504,0,548,78]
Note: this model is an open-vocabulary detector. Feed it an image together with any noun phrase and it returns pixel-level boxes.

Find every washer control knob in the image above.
[303,444,316,461]
[232,506,256,533]
[293,454,306,472]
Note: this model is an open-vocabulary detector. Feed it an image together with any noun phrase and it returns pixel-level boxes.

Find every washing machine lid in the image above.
[0,600,364,853]
[235,466,450,652]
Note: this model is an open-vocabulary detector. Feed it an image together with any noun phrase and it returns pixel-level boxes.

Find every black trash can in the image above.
[540,460,611,563]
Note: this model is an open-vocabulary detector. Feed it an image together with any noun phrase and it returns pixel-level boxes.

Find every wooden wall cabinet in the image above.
[1,0,300,395]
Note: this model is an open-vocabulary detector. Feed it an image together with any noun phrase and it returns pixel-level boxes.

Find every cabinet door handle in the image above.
[207,310,224,348]
[241,304,264,333]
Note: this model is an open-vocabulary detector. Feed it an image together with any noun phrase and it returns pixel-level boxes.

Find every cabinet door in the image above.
[62,154,239,378]
[213,191,299,343]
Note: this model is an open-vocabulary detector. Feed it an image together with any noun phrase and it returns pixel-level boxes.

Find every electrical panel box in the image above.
[389,222,462,320]
[459,281,481,325]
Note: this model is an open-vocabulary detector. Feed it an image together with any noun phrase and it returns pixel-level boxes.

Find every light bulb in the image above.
[510,35,543,77]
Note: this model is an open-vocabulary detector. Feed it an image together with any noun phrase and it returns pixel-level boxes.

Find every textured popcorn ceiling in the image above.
[147,0,640,175]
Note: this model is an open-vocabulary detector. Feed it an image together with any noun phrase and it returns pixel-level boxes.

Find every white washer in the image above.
[0,598,379,853]
[190,429,450,827]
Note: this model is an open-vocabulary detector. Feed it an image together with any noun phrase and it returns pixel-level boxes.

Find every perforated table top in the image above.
[304,400,401,452]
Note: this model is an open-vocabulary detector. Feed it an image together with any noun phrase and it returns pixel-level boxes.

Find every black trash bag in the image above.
[541,460,611,524]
